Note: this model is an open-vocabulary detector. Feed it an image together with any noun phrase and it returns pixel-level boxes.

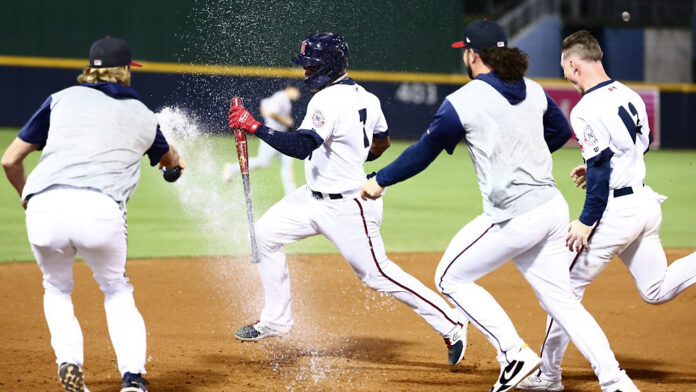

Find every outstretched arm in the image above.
[230,106,323,160]
[361,99,465,200]
[361,133,442,200]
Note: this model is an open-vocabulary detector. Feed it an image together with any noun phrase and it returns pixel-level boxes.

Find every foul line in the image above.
[1,54,695,91]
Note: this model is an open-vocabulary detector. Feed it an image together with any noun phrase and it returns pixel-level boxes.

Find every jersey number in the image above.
[617,102,642,144]
[358,108,369,148]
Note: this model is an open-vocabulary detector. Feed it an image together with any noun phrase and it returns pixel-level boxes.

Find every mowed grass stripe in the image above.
[1,129,694,262]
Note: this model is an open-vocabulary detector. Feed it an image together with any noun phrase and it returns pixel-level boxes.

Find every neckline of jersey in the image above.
[583,79,615,96]
[79,82,141,100]
[332,74,356,86]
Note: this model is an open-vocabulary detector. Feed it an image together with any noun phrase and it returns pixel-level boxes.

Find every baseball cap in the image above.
[89,36,142,68]
[451,19,508,51]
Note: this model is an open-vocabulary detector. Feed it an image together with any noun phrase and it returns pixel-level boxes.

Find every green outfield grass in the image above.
[1,127,694,263]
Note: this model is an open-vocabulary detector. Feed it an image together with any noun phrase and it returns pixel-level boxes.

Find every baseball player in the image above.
[227,32,468,367]
[361,20,639,392]
[517,30,696,391]
[222,85,301,195]
[0,37,184,392]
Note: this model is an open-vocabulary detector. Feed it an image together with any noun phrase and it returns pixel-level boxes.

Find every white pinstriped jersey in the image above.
[571,80,650,189]
[298,76,388,193]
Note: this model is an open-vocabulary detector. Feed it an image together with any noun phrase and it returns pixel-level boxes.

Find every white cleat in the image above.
[490,344,542,392]
[234,321,288,342]
[516,373,564,391]
[444,321,468,366]
[602,373,640,392]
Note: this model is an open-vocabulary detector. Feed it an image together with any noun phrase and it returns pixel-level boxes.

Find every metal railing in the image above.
[498,0,561,40]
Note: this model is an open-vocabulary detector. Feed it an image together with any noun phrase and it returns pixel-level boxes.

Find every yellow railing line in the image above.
[1,54,695,92]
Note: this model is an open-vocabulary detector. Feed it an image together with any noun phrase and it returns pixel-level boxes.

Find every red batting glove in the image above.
[228,106,261,134]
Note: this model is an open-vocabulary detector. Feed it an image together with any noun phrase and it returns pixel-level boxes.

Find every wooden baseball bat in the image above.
[230,97,260,264]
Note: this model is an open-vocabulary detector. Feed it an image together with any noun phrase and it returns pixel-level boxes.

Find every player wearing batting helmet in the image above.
[1,36,185,392]
[361,20,639,392]
[228,32,469,367]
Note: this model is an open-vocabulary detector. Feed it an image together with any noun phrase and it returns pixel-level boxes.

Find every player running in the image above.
[222,85,301,195]
[1,37,184,392]
[517,30,696,392]
[361,20,639,392]
[228,32,467,366]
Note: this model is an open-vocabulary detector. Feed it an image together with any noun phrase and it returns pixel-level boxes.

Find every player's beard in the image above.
[463,50,474,79]
[465,63,474,79]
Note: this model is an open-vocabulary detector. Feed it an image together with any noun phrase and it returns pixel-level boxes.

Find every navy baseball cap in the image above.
[451,19,508,52]
[89,36,142,68]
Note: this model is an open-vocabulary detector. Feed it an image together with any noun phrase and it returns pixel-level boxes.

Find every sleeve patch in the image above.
[582,125,598,147]
[311,109,326,128]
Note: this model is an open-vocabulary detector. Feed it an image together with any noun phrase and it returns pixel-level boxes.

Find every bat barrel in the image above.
[241,174,260,263]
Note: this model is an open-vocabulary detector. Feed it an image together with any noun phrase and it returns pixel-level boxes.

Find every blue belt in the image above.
[613,184,643,197]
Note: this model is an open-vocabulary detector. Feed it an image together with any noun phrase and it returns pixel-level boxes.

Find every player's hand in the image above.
[157,146,186,176]
[566,219,592,252]
[361,177,385,200]
[229,107,261,134]
[570,165,587,189]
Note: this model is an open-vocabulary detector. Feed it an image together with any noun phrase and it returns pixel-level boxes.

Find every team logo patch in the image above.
[312,109,326,128]
[94,59,102,66]
[582,125,598,147]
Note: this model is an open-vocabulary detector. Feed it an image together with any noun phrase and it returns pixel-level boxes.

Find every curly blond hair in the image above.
[77,65,131,85]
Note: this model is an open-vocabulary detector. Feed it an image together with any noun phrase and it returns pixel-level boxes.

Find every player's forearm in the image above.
[2,161,27,197]
[366,136,390,161]
[255,126,323,159]
[2,138,38,198]
[375,133,442,187]
[578,148,613,225]
[157,145,182,169]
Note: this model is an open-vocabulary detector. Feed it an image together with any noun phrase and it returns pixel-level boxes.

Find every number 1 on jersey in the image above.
[358,108,369,148]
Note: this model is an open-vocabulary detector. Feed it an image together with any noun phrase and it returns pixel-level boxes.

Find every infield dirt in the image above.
[1,250,695,391]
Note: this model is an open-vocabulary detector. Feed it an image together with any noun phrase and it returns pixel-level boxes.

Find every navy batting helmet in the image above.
[291,32,348,91]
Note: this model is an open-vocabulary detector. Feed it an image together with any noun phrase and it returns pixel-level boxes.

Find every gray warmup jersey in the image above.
[21,85,161,211]
[447,78,560,222]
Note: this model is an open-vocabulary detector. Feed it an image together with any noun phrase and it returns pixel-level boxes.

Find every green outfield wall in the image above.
[0,0,464,73]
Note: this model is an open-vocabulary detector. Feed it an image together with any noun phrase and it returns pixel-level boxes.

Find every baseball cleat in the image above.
[235,322,288,342]
[121,372,149,392]
[58,362,88,392]
[602,373,640,392]
[490,344,542,392]
[444,321,468,366]
[516,372,564,391]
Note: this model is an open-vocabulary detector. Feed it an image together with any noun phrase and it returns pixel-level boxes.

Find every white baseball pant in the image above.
[538,185,696,381]
[25,187,146,376]
[435,194,627,390]
[252,185,461,337]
